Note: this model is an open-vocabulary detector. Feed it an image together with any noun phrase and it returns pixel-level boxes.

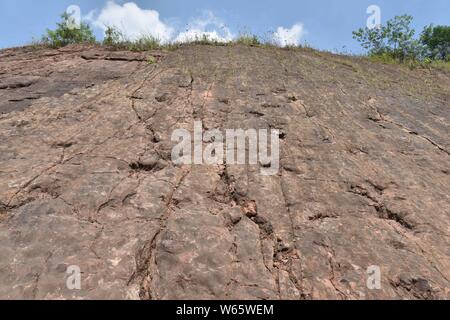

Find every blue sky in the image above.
[0,0,449,52]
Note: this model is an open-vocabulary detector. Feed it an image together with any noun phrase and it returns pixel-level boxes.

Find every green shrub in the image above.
[42,13,96,48]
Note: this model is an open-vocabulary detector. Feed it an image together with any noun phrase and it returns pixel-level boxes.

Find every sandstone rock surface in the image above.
[0,44,449,299]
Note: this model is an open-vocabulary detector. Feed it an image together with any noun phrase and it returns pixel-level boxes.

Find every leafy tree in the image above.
[43,13,96,48]
[384,15,421,59]
[352,24,387,55]
[353,15,423,60]
[421,25,450,60]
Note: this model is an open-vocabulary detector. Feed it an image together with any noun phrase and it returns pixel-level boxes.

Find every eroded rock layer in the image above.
[0,44,449,299]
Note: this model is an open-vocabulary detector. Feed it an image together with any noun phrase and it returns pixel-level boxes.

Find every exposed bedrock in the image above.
[0,44,449,299]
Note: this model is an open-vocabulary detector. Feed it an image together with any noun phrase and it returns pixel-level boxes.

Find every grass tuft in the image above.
[426,59,450,72]
[147,56,157,64]
[368,52,450,72]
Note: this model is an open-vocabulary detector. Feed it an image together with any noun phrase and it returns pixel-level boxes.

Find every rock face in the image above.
[0,44,449,300]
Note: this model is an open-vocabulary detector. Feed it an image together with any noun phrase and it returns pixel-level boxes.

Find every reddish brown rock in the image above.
[0,44,449,300]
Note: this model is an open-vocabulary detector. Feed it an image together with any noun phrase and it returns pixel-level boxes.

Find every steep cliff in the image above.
[0,44,449,299]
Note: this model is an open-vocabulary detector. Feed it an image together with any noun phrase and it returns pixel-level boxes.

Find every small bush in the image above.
[42,13,96,48]
[147,56,157,64]
[234,34,260,46]
[103,26,124,46]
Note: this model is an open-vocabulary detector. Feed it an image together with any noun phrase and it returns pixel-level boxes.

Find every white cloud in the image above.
[88,2,233,44]
[87,2,306,47]
[89,1,174,43]
[272,23,306,47]
[174,11,234,43]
